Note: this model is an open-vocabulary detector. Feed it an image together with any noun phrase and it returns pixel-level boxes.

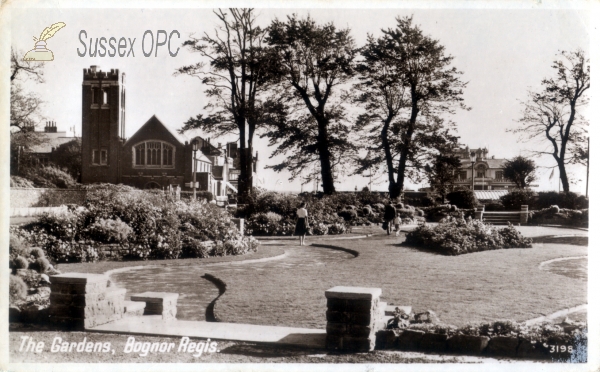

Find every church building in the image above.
[80,66,257,200]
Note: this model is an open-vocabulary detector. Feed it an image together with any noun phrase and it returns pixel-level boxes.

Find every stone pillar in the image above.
[130,292,179,320]
[520,205,529,224]
[325,286,384,352]
[49,273,125,329]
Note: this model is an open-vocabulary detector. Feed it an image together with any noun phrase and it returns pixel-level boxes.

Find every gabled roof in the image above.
[124,115,189,146]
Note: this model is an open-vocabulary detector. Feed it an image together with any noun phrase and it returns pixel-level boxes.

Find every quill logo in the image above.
[23,22,66,61]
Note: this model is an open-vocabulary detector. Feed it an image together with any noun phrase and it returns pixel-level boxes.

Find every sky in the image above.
[9,4,591,193]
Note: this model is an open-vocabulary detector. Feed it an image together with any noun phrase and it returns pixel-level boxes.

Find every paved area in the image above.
[88,315,327,349]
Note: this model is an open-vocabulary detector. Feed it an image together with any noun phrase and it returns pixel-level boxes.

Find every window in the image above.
[495,171,504,180]
[477,171,485,178]
[133,141,175,168]
[92,87,100,104]
[459,171,467,180]
[92,149,108,165]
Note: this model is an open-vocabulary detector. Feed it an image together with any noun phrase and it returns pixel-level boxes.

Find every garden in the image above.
[8,185,588,362]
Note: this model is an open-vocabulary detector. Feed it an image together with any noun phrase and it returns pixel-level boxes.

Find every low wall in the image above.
[10,188,87,208]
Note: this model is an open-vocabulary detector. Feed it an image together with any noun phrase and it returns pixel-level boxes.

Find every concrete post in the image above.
[520,205,529,224]
[325,286,385,352]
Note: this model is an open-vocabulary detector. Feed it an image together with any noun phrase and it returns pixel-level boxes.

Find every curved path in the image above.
[109,225,587,328]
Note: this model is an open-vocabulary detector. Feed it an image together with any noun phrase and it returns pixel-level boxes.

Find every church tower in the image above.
[81,66,126,184]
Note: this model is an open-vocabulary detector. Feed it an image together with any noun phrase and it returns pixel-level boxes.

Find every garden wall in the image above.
[10,188,87,208]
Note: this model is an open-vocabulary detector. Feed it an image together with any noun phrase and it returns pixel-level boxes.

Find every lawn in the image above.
[55,229,587,329]
[212,232,586,329]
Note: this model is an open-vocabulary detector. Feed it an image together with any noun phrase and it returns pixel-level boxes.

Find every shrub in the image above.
[372,203,385,211]
[447,190,479,209]
[10,275,28,304]
[415,209,425,217]
[338,209,358,221]
[31,257,51,273]
[9,234,30,260]
[405,217,532,255]
[500,189,536,210]
[310,222,329,235]
[87,218,133,243]
[484,202,505,211]
[536,191,587,209]
[29,247,45,259]
[12,256,29,270]
[196,191,214,202]
[397,208,414,219]
[181,237,212,258]
[22,165,79,189]
[10,175,36,188]
[328,222,347,235]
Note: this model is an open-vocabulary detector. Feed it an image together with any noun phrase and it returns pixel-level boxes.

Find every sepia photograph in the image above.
[1,0,597,370]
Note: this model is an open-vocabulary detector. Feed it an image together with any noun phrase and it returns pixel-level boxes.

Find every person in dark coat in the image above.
[295,202,309,246]
[383,200,397,235]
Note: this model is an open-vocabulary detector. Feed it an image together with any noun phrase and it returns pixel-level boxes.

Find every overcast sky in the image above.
[10,5,590,193]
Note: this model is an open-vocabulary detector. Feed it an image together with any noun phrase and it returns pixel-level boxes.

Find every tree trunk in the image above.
[558,161,570,193]
[238,119,250,204]
[316,118,336,194]
[382,117,399,199]
[395,93,419,199]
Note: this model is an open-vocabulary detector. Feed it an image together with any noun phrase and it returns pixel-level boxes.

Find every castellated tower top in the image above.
[83,66,120,81]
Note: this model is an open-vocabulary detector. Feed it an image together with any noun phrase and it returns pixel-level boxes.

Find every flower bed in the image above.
[239,190,429,235]
[12,184,258,263]
[404,217,532,255]
[529,206,588,227]
[379,309,587,360]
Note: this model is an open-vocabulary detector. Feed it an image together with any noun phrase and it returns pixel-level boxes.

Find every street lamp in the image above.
[192,140,198,201]
[470,151,477,191]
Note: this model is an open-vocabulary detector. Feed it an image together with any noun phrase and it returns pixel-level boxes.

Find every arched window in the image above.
[133,141,175,168]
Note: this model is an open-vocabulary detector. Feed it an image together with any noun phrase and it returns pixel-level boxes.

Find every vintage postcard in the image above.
[1,0,597,371]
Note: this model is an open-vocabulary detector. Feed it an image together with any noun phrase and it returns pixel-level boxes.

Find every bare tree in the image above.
[10,48,46,175]
[176,8,273,203]
[511,49,589,193]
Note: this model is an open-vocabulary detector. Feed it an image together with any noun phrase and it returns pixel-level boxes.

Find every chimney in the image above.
[90,65,98,73]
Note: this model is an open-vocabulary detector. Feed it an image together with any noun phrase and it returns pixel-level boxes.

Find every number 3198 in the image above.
[549,345,573,353]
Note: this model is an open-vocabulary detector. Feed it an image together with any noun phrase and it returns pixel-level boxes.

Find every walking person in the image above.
[295,202,309,246]
[383,200,397,235]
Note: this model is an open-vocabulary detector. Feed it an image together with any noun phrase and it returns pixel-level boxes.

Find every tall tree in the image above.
[264,15,358,194]
[10,48,46,175]
[355,16,468,199]
[511,49,589,193]
[502,156,537,189]
[424,153,462,202]
[176,8,272,203]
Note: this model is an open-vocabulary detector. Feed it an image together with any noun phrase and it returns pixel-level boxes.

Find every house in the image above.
[28,121,78,167]
[453,146,516,191]
[80,66,257,201]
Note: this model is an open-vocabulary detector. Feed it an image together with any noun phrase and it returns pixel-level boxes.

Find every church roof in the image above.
[124,115,188,146]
